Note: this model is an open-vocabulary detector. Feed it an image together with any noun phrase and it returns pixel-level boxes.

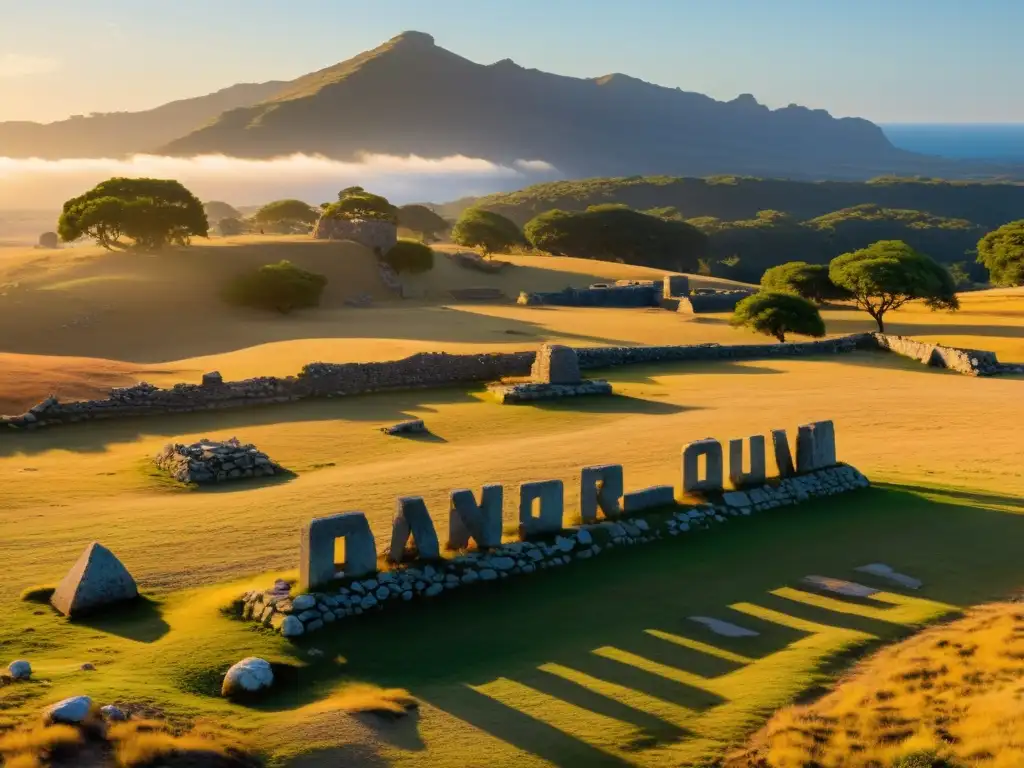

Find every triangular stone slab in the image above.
[51,542,138,617]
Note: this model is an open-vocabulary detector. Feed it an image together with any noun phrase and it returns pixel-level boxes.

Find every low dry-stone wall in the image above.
[236,464,870,637]
[3,333,1014,431]
[154,438,283,484]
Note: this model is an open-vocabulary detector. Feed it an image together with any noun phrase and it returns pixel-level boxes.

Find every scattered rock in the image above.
[855,563,923,590]
[803,575,879,598]
[44,696,92,724]
[100,704,127,721]
[7,660,31,680]
[381,419,427,436]
[222,657,274,698]
[50,542,138,617]
[80,663,95,672]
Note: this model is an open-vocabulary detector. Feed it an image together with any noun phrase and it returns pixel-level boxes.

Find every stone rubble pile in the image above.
[489,343,613,403]
[237,464,870,637]
[154,437,283,484]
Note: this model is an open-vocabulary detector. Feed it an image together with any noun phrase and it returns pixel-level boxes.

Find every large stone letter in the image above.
[797,420,837,473]
[449,485,504,549]
[682,439,724,493]
[300,512,377,591]
[388,497,441,563]
[580,464,623,523]
[729,435,767,487]
[519,479,564,538]
[772,429,795,478]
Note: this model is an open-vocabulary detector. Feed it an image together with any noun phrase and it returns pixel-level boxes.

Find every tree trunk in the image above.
[875,315,885,333]
[775,331,786,343]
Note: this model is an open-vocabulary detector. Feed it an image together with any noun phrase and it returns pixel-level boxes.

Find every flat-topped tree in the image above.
[760,261,850,305]
[58,177,208,250]
[451,207,526,257]
[730,291,826,343]
[253,199,319,231]
[397,204,448,241]
[829,240,958,332]
[325,187,398,223]
[976,220,1024,286]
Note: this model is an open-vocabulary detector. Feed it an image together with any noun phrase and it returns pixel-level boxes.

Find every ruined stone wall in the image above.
[676,290,754,314]
[872,333,1002,376]
[311,216,398,253]
[518,284,661,307]
[4,332,1012,430]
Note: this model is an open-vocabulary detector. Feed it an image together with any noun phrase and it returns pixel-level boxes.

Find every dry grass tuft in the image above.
[731,602,1024,767]
[0,723,82,767]
[331,684,418,717]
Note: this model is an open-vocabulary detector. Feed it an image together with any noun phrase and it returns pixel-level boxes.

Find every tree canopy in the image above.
[203,200,242,222]
[451,207,526,255]
[324,187,398,223]
[829,240,959,332]
[524,207,708,272]
[730,291,826,343]
[383,239,435,274]
[760,261,849,304]
[217,217,246,236]
[253,199,319,225]
[397,204,449,240]
[976,220,1024,286]
[58,177,208,250]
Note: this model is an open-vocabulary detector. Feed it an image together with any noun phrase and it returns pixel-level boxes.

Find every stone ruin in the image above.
[154,437,284,484]
[311,216,398,253]
[235,417,867,638]
[488,343,613,403]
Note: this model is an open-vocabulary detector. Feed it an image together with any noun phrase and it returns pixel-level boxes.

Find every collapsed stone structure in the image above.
[311,216,398,253]
[518,274,752,313]
[2,333,1012,431]
[153,438,283,484]
[238,417,864,637]
[488,344,613,403]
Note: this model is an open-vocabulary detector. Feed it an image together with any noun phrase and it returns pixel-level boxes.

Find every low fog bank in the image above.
[0,152,561,222]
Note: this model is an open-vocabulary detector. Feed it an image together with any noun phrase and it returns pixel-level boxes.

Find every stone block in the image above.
[50,542,138,617]
[519,479,564,537]
[622,485,676,513]
[729,435,767,487]
[300,511,377,592]
[796,420,837,473]
[449,484,503,549]
[772,429,795,477]
[579,464,623,523]
[388,497,441,562]
[202,371,223,386]
[663,274,690,298]
[530,343,581,384]
[682,438,724,493]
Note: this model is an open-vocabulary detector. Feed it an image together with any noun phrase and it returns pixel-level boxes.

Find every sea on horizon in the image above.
[881,123,1024,163]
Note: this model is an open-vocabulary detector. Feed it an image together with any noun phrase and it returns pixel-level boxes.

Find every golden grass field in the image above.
[2,235,1024,767]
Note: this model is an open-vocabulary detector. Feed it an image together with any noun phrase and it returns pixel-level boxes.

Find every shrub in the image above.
[451,207,526,255]
[217,217,245,236]
[383,239,434,274]
[730,291,826,342]
[760,261,849,304]
[222,260,327,314]
[252,199,318,226]
[37,231,59,249]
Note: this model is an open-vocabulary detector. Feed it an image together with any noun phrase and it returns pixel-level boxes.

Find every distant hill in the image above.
[0,82,285,159]
[442,175,1024,283]
[158,32,1011,181]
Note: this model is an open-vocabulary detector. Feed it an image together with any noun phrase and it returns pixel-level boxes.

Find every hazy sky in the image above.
[0,0,1020,125]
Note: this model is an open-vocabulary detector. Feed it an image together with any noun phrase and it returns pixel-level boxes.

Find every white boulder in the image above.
[221,657,274,698]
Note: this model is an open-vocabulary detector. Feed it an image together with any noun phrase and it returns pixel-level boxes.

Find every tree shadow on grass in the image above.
[72,596,170,643]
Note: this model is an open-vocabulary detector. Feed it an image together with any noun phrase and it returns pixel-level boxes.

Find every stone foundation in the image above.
[311,216,397,253]
[488,380,613,403]
[236,464,870,637]
[154,438,283,484]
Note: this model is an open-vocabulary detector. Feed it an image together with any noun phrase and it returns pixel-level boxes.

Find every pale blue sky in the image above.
[0,0,1019,124]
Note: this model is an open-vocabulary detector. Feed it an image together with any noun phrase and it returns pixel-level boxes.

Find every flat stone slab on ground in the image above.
[855,563,922,590]
[381,419,427,436]
[803,575,879,598]
[689,616,760,637]
[489,380,613,404]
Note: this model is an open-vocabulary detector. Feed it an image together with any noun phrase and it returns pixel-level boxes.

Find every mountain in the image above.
[158,31,998,181]
[0,81,286,159]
